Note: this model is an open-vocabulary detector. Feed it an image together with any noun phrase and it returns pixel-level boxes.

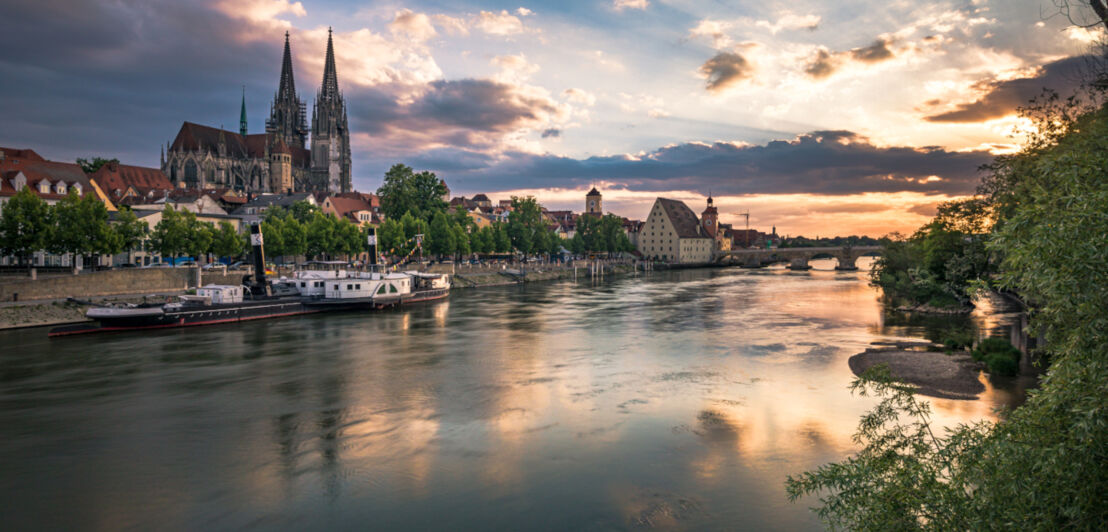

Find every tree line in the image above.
[0,187,148,272]
[374,163,633,261]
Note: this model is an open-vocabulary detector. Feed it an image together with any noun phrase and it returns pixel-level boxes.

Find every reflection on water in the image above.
[0,260,1025,530]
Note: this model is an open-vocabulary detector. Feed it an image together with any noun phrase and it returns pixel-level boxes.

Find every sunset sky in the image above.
[0,0,1101,236]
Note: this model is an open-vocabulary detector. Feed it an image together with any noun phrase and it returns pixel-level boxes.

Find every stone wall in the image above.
[0,268,257,302]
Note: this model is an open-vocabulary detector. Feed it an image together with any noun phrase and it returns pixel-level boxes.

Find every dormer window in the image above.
[38,181,49,194]
[55,182,67,195]
[72,183,82,194]
[12,174,26,190]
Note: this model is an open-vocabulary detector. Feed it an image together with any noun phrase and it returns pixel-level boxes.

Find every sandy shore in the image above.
[849,346,985,400]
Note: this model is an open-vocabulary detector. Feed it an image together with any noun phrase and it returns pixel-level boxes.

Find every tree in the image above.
[281,216,307,261]
[427,211,456,258]
[0,186,52,270]
[287,200,319,224]
[112,207,149,263]
[493,222,511,253]
[180,210,213,261]
[333,219,363,259]
[375,164,448,221]
[452,223,471,258]
[49,190,118,273]
[260,213,287,261]
[506,196,551,255]
[76,156,119,174]
[306,211,337,260]
[149,205,189,260]
[210,221,245,259]
[377,218,406,258]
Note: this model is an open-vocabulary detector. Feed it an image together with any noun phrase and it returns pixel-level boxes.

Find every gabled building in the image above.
[638,198,713,263]
[89,161,174,207]
[322,194,377,226]
[0,147,111,211]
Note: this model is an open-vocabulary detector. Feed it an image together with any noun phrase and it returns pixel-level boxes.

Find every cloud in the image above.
[433,130,993,196]
[351,78,565,155]
[699,52,754,93]
[755,13,820,34]
[562,88,596,106]
[924,55,1089,123]
[689,19,735,49]
[614,0,649,11]
[850,38,895,63]
[475,10,526,35]
[389,9,437,42]
[803,48,838,79]
[541,128,560,138]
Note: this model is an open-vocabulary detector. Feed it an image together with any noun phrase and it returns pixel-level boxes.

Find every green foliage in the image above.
[427,211,456,257]
[452,223,471,257]
[506,196,558,256]
[575,213,633,254]
[377,217,406,256]
[791,93,1108,530]
[786,367,987,531]
[870,198,993,309]
[971,338,1021,376]
[49,190,121,260]
[149,206,212,260]
[76,156,118,174]
[375,164,448,221]
[0,186,52,265]
[113,207,148,253]
[210,221,244,259]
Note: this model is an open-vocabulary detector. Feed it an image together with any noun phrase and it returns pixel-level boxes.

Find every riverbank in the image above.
[0,263,645,330]
[848,344,986,400]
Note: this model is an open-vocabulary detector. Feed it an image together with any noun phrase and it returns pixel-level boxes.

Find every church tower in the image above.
[311,28,352,193]
[586,186,602,215]
[266,32,308,150]
[701,194,718,237]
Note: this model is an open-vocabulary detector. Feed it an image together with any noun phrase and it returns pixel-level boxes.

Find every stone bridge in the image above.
[715,245,882,270]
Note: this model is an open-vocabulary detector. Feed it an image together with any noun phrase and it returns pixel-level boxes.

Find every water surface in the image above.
[0,260,1025,530]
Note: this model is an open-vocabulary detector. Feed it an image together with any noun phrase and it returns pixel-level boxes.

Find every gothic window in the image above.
[184,161,198,185]
[170,165,177,182]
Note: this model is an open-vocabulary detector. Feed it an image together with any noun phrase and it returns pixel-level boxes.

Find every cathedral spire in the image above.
[267,31,307,149]
[278,31,296,102]
[321,27,340,100]
[239,86,248,137]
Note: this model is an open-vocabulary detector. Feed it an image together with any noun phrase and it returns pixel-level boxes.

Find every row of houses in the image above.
[0,146,383,268]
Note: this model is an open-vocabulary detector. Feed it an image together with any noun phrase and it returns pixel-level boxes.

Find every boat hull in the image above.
[49,298,317,336]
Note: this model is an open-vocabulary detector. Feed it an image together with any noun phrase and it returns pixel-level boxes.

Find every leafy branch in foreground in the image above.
[785,366,990,531]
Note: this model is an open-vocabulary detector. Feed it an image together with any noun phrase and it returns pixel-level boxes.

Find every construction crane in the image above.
[734,211,751,248]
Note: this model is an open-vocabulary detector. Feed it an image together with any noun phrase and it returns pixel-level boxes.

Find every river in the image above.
[0,259,1032,530]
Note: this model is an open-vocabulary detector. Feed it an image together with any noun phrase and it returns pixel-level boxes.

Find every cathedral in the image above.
[163,30,352,194]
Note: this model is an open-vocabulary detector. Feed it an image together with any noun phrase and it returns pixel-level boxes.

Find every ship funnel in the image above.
[248,223,269,296]
[367,226,378,267]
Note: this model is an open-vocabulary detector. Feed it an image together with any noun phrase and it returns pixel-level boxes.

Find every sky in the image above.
[0,0,1102,236]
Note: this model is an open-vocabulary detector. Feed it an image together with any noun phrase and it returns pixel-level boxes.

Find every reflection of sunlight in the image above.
[432,301,449,327]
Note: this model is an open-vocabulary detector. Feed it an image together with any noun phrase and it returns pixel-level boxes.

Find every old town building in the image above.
[638,198,713,263]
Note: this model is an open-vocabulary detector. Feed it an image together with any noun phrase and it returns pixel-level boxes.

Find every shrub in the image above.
[973,337,1021,375]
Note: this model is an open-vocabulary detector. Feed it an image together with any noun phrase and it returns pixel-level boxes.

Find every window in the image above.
[389,284,398,293]
[333,284,339,290]
[300,282,306,287]
[377,285,387,294]
[355,284,361,290]
[347,284,352,290]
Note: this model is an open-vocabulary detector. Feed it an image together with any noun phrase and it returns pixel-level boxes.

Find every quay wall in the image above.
[0,268,253,302]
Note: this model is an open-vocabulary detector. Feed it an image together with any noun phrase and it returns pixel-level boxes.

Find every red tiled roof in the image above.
[91,162,173,199]
[0,146,94,200]
[326,195,373,217]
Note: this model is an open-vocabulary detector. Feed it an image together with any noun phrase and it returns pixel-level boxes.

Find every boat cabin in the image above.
[196,285,244,304]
